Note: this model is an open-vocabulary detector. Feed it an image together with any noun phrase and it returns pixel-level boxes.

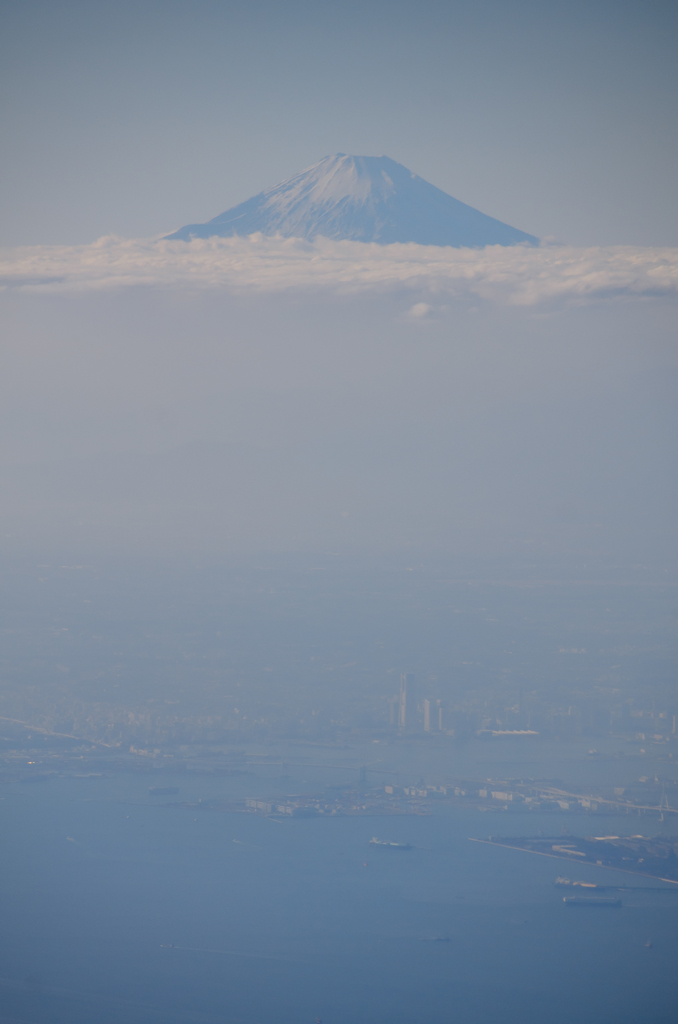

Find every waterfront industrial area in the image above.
[3,733,677,823]
[471,834,678,884]
[5,731,678,887]
[3,667,678,815]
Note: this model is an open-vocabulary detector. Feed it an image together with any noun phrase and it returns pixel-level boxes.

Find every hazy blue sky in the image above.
[1,1,676,566]
[1,285,676,563]
[2,0,677,246]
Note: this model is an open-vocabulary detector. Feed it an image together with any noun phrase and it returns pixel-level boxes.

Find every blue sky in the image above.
[2,0,677,246]
[1,1,676,564]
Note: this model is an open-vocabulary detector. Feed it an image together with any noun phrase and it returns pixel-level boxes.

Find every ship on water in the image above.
[555,875,677,893]
[555,876,598,888]
[563,896,622,907]
[369,837,413,850]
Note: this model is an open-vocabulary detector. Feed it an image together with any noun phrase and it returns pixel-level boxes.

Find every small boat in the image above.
[369,837,413,850]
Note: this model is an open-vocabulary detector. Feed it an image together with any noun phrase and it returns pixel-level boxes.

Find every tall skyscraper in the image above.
[399,673,415,730]
[423,699,431,732]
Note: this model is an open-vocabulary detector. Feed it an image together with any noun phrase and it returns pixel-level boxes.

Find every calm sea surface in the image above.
[1,769,677,1024]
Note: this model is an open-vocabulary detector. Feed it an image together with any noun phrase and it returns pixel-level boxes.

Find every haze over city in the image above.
[1,3,677,1024]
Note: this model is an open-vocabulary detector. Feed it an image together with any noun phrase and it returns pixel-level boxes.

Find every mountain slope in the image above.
[165,154,538,248]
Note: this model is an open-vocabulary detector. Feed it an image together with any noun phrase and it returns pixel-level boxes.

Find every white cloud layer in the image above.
[1,234,677,306]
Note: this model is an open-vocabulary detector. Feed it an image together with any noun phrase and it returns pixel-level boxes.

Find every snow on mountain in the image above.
[165,154,538,248]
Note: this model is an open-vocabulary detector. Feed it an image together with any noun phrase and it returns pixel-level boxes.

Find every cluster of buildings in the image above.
[244,790,426,817]
[3,667,677,754]
[386,776,678,818]
[238,772,678,822]
[385,673,677,746]
[389,674,445,733]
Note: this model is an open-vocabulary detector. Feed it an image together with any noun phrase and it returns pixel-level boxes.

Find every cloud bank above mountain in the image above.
[1,235,677,307]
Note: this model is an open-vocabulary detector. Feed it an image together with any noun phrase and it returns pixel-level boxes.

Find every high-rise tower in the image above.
[398,673,415,730]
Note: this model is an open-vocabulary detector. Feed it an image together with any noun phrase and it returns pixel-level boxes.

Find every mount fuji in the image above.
[165,154,538,248]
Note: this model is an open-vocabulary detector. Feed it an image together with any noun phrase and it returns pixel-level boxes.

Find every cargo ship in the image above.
[555,876,598,888]
[563,896,622,907]
[369,837,413,850]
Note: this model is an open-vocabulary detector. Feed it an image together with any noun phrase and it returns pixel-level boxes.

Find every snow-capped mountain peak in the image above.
[165,154,538,248]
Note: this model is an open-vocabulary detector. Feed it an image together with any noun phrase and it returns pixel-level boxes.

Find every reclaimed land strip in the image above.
[468,838,678,885]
